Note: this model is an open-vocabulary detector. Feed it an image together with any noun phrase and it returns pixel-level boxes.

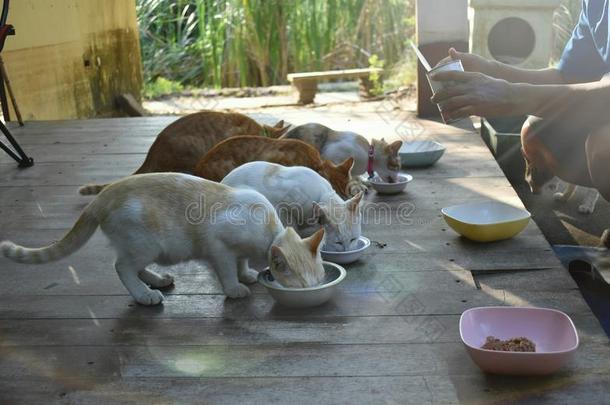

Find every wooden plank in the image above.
[1,312,604,347]
[287,68,383,81]
[1,342,609,379]
[0,288,592,320]
[7,200,555,243]
[0,177,523,210]
[1,137,499,164]
[0,316,461,346]
[0,376,442,405]
[0,234,560,287]
[4,374,610,405]
[0,158,508,186]
[0,261,577,297]
[0,264,482,296]
[0,256,479,295]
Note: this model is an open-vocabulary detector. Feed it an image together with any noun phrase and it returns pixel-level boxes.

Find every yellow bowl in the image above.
[441,201,531,242]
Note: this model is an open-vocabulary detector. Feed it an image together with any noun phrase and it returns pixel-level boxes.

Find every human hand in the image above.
[430,70,527,120]
[436,48,496,76]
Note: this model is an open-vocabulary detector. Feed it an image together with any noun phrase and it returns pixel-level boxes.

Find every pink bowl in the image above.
[459,307,579,375]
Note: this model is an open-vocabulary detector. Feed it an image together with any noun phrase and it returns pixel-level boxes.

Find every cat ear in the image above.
[338,157,355,173]
[270,245,288,270]
[347,191,364,213]
[267,122,290,138]
[276,125,290,138]
[305,228,325,256]
[388,140,402,155]
[312,202,329,224]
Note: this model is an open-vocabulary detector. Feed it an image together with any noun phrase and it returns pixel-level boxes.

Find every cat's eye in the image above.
[336,241,344,246]
[350,238,357,243]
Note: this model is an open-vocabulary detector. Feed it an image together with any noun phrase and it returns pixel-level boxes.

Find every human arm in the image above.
[438,48,566,85]
[430,70,610,131]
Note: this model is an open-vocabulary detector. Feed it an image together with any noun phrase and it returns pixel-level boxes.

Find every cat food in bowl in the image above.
[258,261,346,308]
[370,174,412,195]
[441,200,530,242]
[399,140,446,168]
[321,236,370,264]
[460,307,579,375]
[481,336,536,352]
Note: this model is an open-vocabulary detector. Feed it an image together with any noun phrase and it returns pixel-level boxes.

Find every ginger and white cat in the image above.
[284,123,403,182]
[194,135,365,198]
[79,110,289,195]
[1,173,325,305]
[222,162,363,251]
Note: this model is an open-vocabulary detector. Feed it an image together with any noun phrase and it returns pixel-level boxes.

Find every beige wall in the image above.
[3,0,143,120]
[416,0,469,45]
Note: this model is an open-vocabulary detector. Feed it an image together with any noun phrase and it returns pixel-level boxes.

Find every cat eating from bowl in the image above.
[1,173,326,305]
[222,161,363,252]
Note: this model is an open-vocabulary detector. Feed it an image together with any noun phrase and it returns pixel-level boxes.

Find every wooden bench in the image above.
[287,67,383,104]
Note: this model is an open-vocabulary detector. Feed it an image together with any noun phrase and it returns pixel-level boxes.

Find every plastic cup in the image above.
[426,59,464,124]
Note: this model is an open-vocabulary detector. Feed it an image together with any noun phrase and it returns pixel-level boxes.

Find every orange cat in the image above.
[79,110,289,195]
[193,136,361,198]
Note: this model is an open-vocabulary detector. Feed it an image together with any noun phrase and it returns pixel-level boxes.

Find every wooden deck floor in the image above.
[1,114,609,403]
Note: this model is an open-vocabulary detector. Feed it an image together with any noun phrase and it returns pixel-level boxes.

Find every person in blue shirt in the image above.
[432,0,610,204]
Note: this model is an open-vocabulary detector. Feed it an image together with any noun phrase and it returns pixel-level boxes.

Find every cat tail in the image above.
[1,204,99,264]
[78,183,108,195]
[79,159,151,195]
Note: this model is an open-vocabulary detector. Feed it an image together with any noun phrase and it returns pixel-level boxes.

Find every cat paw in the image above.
[238,268,259,284]
[579,204,595,214]
[225,283,251,299]
[348,181,369,197]
[139,271,174,288]
[134,289,164,306]
[156,273,175,288]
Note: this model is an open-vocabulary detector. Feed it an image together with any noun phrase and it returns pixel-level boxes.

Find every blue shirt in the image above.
[559,0,610,82]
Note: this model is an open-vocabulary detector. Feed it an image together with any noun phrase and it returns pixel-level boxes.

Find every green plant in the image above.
[384,53,417,90]
[136,0,415,91]
[368,54,385,96]
[137,0,205,87]
[143,77,184,99]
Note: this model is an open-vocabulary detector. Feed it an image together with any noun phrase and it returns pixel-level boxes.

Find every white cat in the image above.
[222,161,363,252]
[284,123,403,183]
[549,178,599,214]
[0,173,326,305]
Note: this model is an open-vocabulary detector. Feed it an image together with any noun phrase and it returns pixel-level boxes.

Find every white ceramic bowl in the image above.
[370,174,412,195]
[399,140,446,168]
[441,201,531,242]
[321,236,370,264]
[257,261,346,308]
